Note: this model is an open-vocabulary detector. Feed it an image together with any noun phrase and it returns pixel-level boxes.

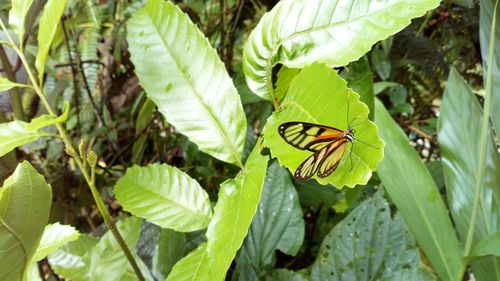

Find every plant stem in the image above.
[0,20,145,281]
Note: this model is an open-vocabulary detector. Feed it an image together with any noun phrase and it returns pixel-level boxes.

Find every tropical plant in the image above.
[0,0,498,281]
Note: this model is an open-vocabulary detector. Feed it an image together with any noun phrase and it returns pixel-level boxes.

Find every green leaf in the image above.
[311,191,421,281]
[341,56,375,120]
[294,180,339,208]
[237,161,304,277]
[0,76,30,91]
[374,99,462,281]
[49,218,153,281]
[9,0,34,44]
[166,243,210,281]
[451,0,474,8]
[480,0,500,136]
[242,0,440,101]
[48,235,98,281]
[437,68,500,281]
[26,261,42,281]
[265,269,309,281]
[371,46,391,80]
[127,0,246,166]
[35,0,68,84]
[274,67,301,102]
[132,98,155,164]
[89,217,152,281]
[0,161,52,281]
[0,120,53,157]
[152,228,185,280]
[262,64,384,188]
[33,223,80,261]
[380,269,436,281]
[26,102,69,131]
[468,232,500,260]
[205,144,268,281]
[114,164,212,232]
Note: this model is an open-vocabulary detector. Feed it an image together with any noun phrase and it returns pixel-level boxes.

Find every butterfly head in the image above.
[344,126,356,142]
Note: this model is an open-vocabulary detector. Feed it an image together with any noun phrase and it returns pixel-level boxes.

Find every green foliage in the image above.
[469,232,500,260]
[32,223,80,261]
[0,76,29,91]
[114,164,213,232]
[127,0,246,166]
[8,0,33,45]
[0,161,52,281]
[35,0,68,84]
[49,217,153,281]
[243,0,440,101]
[263,64,384,188]
[479,0,500,135]
[167,146,268,281]
[205,145,268,280]
[0,0,496,280]
[236,161,304,279]
[438,68,500,280]
[311,191,427,281]
[374,99,462,281]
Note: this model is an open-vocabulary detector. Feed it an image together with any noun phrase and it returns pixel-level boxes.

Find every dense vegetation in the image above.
[0,0,498,280]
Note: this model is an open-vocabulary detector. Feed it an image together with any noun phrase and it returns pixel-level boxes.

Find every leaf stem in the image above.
[0,19,145,281]
[463,0,498,259]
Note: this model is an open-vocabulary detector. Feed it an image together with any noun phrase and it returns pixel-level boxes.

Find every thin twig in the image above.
[407,125,434,141]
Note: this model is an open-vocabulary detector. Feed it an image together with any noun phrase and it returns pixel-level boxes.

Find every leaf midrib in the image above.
[123,180,211,223]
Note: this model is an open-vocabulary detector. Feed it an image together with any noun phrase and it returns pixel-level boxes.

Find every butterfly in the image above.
[278,121,370,180]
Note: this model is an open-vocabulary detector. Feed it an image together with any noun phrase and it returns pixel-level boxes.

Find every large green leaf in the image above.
[114,164,212,232]
[0,161,52,281]
[0,120,53,157]
[32,223,80,261]
[311,191,423,281]
[127,0,246,166]
[479,0,500,135]
[204,144,268,281]
[242,0,440,101]
[263,63,384,188]
[8,0,34,45]
[374,99,462,281]
[438,68,500,281]
[237,161,304,278]
[35,0,68,84]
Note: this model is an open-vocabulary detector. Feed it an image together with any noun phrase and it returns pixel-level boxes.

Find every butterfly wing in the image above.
[294,138,348,180]
[317,139,349,178]
[279,122,344,152]
[294,138,347,180]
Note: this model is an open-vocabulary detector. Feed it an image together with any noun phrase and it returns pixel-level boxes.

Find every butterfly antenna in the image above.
[349,142,354,171]
[356,138,381,150]
[346,91,352,126]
